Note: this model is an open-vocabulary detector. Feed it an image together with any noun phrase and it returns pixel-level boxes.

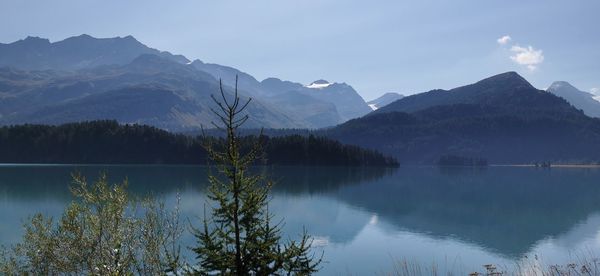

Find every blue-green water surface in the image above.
[1,165,599,274]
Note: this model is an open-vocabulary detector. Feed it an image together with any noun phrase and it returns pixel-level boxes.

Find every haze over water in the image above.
[1,165,600,274]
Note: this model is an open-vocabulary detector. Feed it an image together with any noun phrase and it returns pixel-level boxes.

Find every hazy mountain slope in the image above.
[547,81,600,118]
[191,60,266,97]
[7,86,207,130]
[0,34,373,128]
[0,54,217,119]
[194,73,372,124]
[324,72,600,164]
[266,90,342,128]
[0,54,304,130]
[304,80,372,121]
[260,77,371,124]
[367,92,404,110]
[0,34,188,71]
[260,77,304,95]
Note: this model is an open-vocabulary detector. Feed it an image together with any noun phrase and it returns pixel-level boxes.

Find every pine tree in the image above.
[191,77,322,275]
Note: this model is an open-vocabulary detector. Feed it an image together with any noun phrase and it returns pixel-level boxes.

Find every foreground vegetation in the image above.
[0,173,183,274]
[0,121,398,167]
[1,78,321,275]
[391,257,600,276]
[191,79,321,274]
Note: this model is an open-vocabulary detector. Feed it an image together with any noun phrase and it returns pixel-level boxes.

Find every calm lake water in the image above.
[1,165,600,274]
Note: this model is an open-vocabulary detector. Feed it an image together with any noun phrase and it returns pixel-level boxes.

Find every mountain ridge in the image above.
[367,92,404,110]
[547,81,600,118]
[324,72,600,164]
[0,34,372,129]
[374,71,575,116]
[0,34,189,71]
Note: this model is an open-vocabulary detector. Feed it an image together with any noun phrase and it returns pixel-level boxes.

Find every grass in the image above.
[389,256,600,276]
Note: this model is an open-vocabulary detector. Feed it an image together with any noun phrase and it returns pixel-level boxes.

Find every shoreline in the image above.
[491,164,600,168]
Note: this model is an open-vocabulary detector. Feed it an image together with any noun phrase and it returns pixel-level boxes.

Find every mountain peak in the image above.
[471,71,534,90]
[548,81,577,91]
[190,59,204,65]
[117,35,143,44]
[367,92,404,110]
[546,81,600,117]
[73,34,94,39]
[481,71,525,82]
[18,36,51,45]
[306,79,332,89]
[312,79,329,84]
[262,77,281,83]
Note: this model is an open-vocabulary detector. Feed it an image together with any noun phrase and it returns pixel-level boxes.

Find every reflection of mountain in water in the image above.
[262,166,392,245]
[334,167,600,257]
[3,165,600,259]
[0,165,389,246]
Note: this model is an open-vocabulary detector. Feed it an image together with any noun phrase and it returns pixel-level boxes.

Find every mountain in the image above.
[302,80,372,121]
[0,54,302,130]
[324,72,600,164]
[8,86,203,128]
[0,34,188,71]
[367,92,404,110]
[547,81,600,118]
[260,77,304,94]
[190,59,266,97]
[0,34,372,129]
[185,65,372,123]
[375,72,574,116]
[265,90,342,128]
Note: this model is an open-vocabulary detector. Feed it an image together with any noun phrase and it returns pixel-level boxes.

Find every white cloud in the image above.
[497,35,512,45]
[510,45,544,71]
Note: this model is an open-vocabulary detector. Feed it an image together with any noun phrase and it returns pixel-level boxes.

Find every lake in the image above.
[1,165,600,274]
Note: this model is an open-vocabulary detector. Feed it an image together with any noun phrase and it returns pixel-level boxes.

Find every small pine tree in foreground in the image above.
[191,77,322,275]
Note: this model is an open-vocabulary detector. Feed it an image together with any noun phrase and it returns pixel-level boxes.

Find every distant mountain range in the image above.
[0,35,371,130]
[0,35,189,70]
[324,72,600,164]
[546,81,600,118]
[3,35,600,164]
[367,92,404,110]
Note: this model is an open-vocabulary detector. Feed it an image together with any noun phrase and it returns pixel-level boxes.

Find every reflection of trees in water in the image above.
[335,167,600,258]
[5,165,600,259]
[0,165,392,200]
[266,166,393,194]
[0,165,393,249]
[0,165,206,201]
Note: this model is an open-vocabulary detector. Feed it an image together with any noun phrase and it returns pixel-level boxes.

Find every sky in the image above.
[0,0,599,100]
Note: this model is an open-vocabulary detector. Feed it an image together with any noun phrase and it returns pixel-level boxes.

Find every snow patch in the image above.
[368,104,378,111]
[368,214,378,225]
[305,82,332,89]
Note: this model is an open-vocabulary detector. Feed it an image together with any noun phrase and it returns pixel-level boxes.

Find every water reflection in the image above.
[1,165,600,274]
[336,167,600,257]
